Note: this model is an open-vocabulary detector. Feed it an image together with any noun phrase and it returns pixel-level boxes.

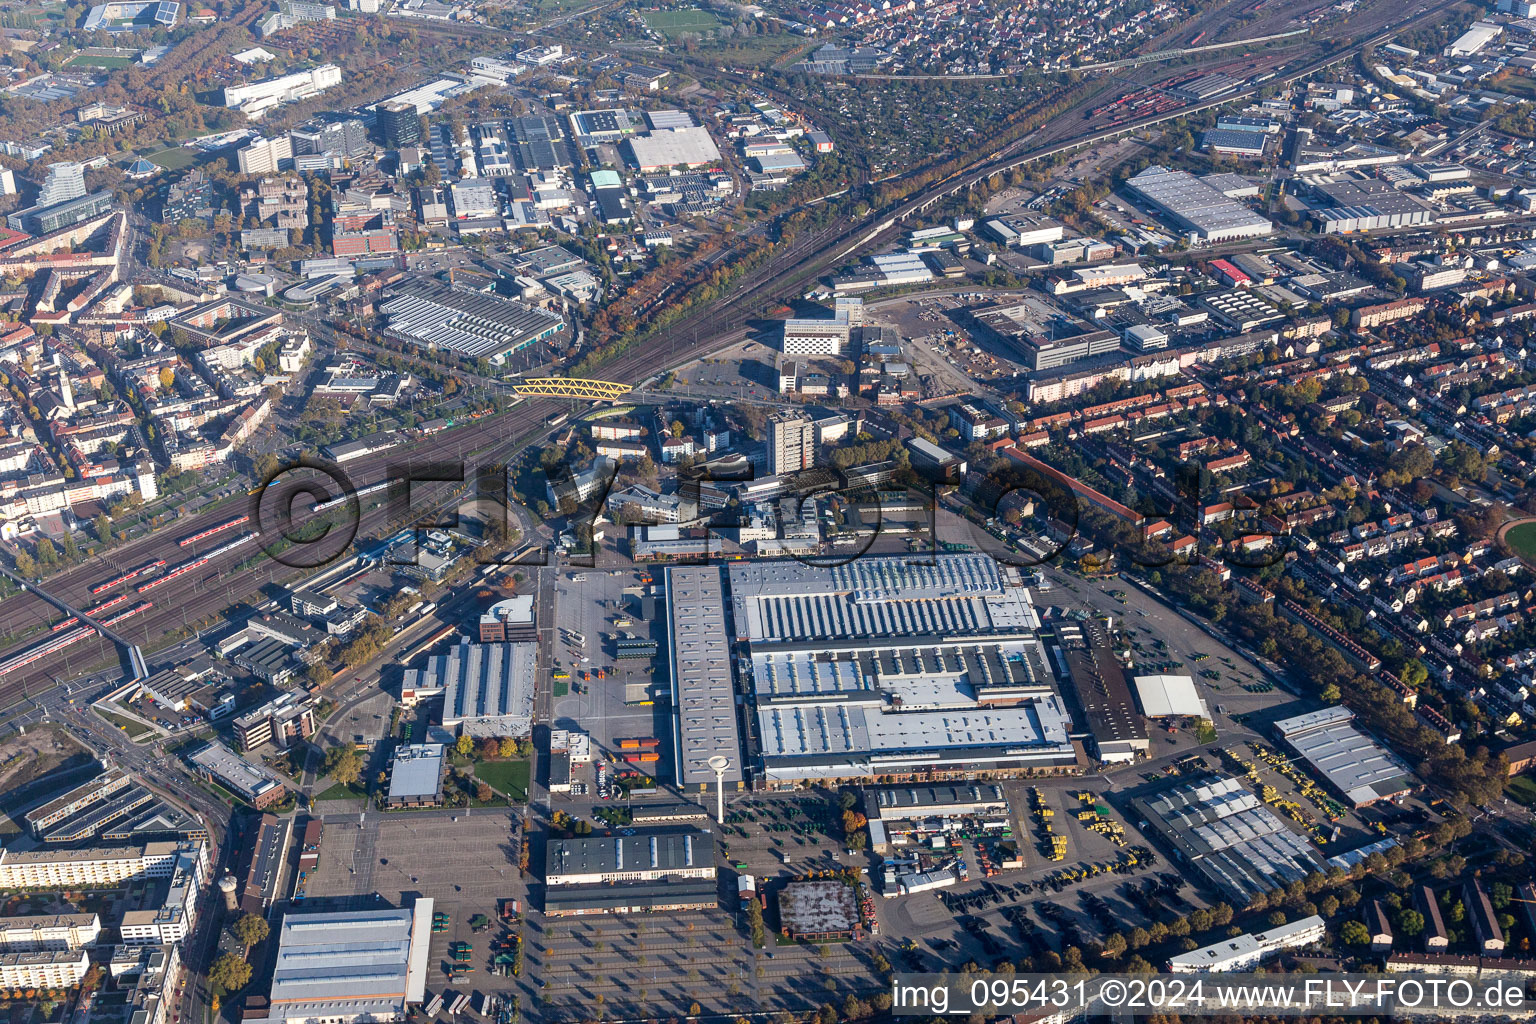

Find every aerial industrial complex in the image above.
[667,555,1092,790]
[2,0,1536,1015]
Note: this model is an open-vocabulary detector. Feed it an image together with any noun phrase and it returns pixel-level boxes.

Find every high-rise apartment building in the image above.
[769,413,814,476]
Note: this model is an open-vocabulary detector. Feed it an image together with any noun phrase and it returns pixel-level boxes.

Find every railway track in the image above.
[0,0,1461,702]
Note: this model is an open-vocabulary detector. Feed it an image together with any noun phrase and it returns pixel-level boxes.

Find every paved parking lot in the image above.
[551,571,672,781]
[527,904,885,1021]
[305,811,530,999]
[324,689,395,749]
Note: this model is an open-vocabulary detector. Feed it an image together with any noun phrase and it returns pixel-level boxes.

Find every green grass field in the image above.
[147,147,195,170]
[643,7,721,35]
[65,54,135,68]
[474,759,531,801]
[1507,775,1536,807]
[1506,521,1536,561]
[96,709,151,739]
[317,780,367,802]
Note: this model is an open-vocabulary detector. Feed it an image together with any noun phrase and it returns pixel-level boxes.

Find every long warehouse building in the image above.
[379,278,567,363]
[1124,165,1274,243]
[1272,706,1415,807]
[665,565,744,792]
[251,903,434,1024]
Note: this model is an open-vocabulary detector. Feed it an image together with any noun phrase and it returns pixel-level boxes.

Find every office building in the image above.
[1123,323,1169,352]
[238,136,294,175]
[0,914,101,952]
[37,162,87,207]
[291,118,369,159]
[968,297,1121,371]
[249,904,433,1024]
[1167,916,1325,972]
[186,742,289,809]
[385,744,445,808]
[378,102,423,149]
[768,413,814,475]
[778,297,861,356]
[223,65,341,118]
[233,691,317,752]
[7,191,114,235]
[479,595,536,642]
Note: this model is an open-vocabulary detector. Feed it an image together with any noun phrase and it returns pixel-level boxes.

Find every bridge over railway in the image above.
[0,565,147,681]
[511,378,632,400]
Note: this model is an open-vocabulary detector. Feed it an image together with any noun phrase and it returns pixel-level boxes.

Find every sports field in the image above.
[147,147,195,170]
[66,54,136,68]
[643,7,721,35]
[1506,520,1536,561]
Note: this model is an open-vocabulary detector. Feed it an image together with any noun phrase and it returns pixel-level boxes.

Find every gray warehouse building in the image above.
[665,566,744,793]
[249,903,434,1024]
[545,827,716,886]
[1125,165,1274,243]
[1132,774,1325,901]
[1272,706,1415,807]
[401,639,536,738]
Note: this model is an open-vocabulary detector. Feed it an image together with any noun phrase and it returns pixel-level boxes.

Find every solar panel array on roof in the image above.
[1125,165,1273,242]
[510,115,568,171]
[756,700,1072,762]
[751,591,995,641]
[727,554,1042,643]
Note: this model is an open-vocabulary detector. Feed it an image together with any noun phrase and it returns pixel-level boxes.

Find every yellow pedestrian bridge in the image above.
[511,378,631,400]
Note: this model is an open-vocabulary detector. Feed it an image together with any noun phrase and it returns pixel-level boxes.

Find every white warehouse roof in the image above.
[1133,674,1208,718]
